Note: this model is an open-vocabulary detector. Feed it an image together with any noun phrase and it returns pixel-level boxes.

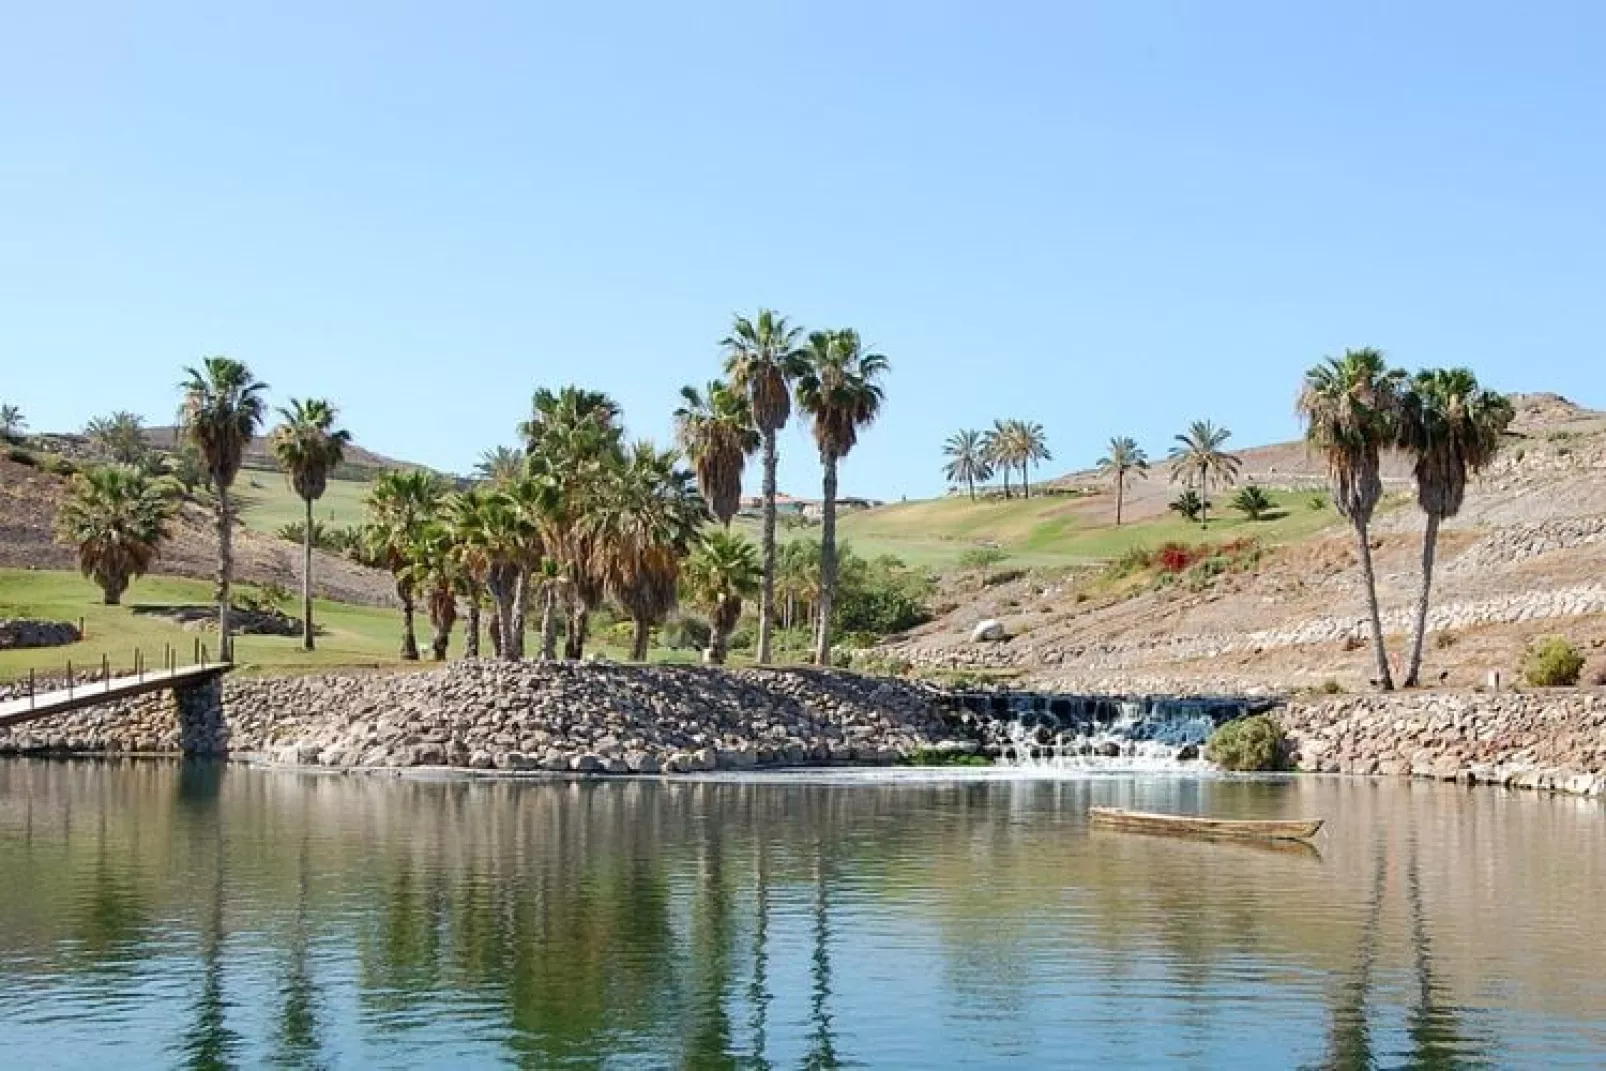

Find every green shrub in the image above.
[37,453,78,476]
[660,614,710,652]
[6,445,35,466]
[898,746,990,767]
[1230,484,1274,520]
[1206,714,1286,771]
[1307,494,1329,511]
[1522,636,1585,687]
[957,546,1008,573]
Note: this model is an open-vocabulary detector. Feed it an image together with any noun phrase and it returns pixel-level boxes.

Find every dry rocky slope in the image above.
[0,453,395,606]
[883,393,1606,694]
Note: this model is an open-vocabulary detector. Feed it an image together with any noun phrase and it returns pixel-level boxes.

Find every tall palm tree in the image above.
[942,429,993,500]
[364,470,445,660]
[1096,436,1148,526]
[521,386,624,660]
[1167,420,1241,528]
[54,464,177,604]
[402,521,462,661]
[674,380,759,526]
[982,420,1015,499]
[796,328,889,665]
[586,441,706,661]
[1395,368,1513,687]
[1297,349,1406,690]
[722,309,806,664]
[180,356,269,661]
[472,445,525,486]
[1011,420,1052,498]
[0,403,24,440]
[270,398,352,651]
[684,529,762,664]
[448,484,541,660]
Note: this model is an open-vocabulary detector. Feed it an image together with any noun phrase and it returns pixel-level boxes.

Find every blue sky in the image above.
[3,2,1603,498]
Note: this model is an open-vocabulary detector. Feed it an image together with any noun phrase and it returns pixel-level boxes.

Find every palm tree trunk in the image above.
[465,599,480,659]
[1403,512,1440,688]
[966,474,975,500]
[631,618,650,662]
[540,587,559,660]
[757,428,779,664]
[1001,466,1011,500]
[1021,461,1030,499]
[507,568,527,661]
[399,582,419,661]
[216,481,234,662]
[1354,520,1393,690]
[301,496,315,651]
[566,604,589,660]
[1115,476,1124,526]
[813,452,839,666]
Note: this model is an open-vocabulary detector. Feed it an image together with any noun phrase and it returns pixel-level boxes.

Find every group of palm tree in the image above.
[941,420,1052,499]
[1299,348,1512,689]
[347,309,888,667]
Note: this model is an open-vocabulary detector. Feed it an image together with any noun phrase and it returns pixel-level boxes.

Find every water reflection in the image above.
[0,763,1601,1067]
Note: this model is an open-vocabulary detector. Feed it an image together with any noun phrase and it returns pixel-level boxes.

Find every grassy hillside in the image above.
[817,488,1342,570]
[0,570,404,678]
[232,474,375,535]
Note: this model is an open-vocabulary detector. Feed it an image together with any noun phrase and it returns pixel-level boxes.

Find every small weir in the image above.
[939,691,1279,769]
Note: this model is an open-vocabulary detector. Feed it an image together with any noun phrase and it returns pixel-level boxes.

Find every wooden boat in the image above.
[1089,806,1323,842]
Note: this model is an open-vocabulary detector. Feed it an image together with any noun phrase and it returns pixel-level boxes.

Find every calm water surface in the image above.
[0,760,1603,1068]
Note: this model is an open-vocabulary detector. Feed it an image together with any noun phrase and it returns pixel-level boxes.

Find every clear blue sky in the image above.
[3,2,1603,499]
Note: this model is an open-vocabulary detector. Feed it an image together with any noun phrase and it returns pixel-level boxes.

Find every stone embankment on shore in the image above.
[1283,690,1606,798]
[0,662,967,773]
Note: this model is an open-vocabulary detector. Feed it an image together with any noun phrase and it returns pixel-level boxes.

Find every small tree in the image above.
[1230,484,1274,520]
[0,404,26,440]
[1523,637,1584,687]
[84,411,149,464]
[1168,490,1206,523]
[54,465,177,604]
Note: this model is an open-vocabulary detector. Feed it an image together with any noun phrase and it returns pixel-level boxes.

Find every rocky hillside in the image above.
[0,453,396,606]
[881,393,1606,693]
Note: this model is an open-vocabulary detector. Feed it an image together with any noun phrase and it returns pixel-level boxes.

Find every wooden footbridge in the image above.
[0,663,233,729]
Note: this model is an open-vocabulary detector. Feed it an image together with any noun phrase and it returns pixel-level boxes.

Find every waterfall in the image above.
[942,692,1271,771]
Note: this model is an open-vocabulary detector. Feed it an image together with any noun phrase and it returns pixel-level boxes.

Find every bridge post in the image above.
[175,675,228,756]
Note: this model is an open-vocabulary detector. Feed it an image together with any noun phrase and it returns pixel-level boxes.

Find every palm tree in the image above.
[1297,348,1406,690]
[1396,368,1513,686]
[402,521,461,661]
[1230,484,1275,520]
[586,441,706,661]
[942,429,993,500]
[521,386,625,660]
[982,420,1015,499]
[53,464,177,604]
[364,470,445,660]
[1167,420,1241,528]
[722,309,806,664]
[684,530,762,664]
[83,410,149,464]
[1011,420,1052,498]
[180,356,269,661]
[473,445,525,486]
[0,403,24,440]
[675,380,759,525]
[448,484,541,660]
[1096,436,1148,526]
[796,328,889,665]
[270,398,352,651]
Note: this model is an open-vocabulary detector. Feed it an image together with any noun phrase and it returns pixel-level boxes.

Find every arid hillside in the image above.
[0,454,395,607]
[878,393,1606,693]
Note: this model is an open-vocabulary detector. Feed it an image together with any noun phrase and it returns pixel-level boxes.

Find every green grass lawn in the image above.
[798,488,1342,570]
[231,474,375,535]
[0,569,409,680]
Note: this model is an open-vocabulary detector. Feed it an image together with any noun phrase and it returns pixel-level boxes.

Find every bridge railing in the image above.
[11,638,217,712]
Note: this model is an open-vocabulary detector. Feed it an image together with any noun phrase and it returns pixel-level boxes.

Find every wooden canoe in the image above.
[1089,806,1323,842]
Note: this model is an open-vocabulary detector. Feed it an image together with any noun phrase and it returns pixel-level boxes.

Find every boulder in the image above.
[971,619,1008,643]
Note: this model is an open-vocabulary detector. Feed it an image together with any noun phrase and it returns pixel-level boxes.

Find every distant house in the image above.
[738,494,812,518]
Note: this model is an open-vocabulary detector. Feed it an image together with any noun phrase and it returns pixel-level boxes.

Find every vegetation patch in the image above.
[1522,636,1585,687]
[897,746,991,767]
[1206,714,1286,771]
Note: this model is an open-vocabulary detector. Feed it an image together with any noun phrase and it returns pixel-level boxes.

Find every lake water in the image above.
[1,761,1603,1068]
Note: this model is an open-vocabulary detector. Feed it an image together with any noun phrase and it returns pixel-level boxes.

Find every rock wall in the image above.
[0,672,226,754]
[1283,690,1606,798]
[2,662,963,773]
[0,619,80,650]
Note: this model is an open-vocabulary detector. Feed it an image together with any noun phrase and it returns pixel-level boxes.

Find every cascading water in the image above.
[942,692,1273,771]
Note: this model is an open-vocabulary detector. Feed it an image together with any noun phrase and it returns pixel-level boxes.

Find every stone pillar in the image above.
[175,676,228,756]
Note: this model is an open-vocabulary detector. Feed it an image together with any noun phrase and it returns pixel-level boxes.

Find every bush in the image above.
[1169,491,1207,523]
[660,614,710,652]
[1206,714,1286,771]
[957,546,1008,573]
[1308,494,1329,511]
[1230,484,1275,520]
[1522,636,1585,687]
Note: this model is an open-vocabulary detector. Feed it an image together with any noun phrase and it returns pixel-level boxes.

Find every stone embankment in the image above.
[1,662,966,773]
[1283,690,1606,798]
